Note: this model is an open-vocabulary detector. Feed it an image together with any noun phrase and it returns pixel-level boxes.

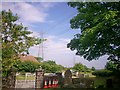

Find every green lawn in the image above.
[89,76,108,88]
[78,72,111,88]
[89,76,114,88]
[16,75,35,80]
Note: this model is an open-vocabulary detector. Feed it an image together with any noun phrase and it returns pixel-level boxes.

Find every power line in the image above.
[38,31,45,60]
[41,32,44,60]
[37,13,78,59]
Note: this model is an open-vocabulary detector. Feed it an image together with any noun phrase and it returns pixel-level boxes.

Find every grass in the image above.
[78,72,111,88]
[16,75,35,80]
[88,75,113,88]
[89,76,108,88]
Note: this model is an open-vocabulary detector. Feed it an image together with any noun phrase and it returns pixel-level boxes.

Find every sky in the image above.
[2,2,108,69]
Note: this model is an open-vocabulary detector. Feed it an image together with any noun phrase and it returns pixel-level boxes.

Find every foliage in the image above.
[14,60,40,73]
[35,57,43,62]
[73,63,89,72]
[92,69,113,77]
[105,61,118,71]
[67,2,120,62]
[40,60,64,73]
[1,10,42,71]
[43,60,56,65]
[13,59,64,73]
[89,76,109,88]
[91,67,96,71]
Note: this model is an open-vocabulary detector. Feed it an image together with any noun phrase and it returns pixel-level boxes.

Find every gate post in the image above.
[35,67,44,88]
[2,68,16,88]
[64,69,72,86]
[56,72,63,88]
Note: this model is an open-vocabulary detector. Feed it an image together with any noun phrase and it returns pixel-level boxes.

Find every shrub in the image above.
[40,61,64,73]
[20,70,26,75]
[14,60,40,73]
[92,69,113,77]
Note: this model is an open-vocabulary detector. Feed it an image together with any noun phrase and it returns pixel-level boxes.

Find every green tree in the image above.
[67,2,120,63]
[40,60,64,73]
[1,10,43,73]
[15,60,40,73]
[44,60,56,65]
[105,61,118,71]
[35,57,43,62]
[91,66,96,71]
[73,63,88,72]
[92,69,113,77]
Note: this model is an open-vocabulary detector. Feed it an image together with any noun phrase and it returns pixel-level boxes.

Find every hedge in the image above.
[92,69,113,77]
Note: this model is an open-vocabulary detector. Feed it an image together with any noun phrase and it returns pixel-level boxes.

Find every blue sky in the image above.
[2,2,108,69]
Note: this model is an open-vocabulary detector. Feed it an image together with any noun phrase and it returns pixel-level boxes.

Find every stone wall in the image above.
[64,69,72,86]
[2,68,16,88]
[35,68,44,88]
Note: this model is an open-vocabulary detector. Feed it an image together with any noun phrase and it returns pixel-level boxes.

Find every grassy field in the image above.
[78,72,112,88]
[89,76,109,88]
[16,75,35,80]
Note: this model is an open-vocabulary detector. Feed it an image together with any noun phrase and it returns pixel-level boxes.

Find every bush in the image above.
[40,61,64,73]
[92,69,113,77]
[20,70,26,75]
[14,60,40,73]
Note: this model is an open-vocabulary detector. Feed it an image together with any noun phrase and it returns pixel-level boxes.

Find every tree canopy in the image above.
[91,66,95,71]
[67,2,120,62]
[14,60,40,73]
[1,10,42,71]
[72,63,89,72]
[35,57,43,62]
[40,60,65,73]
[105,61,118,71]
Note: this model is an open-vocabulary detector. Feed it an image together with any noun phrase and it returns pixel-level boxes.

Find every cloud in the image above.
[75,55,108,69]
[2,2,57,40]
[17,2,48,23]
[2,2,55,23]
[40,2,56,9]
[29,35,107,69]
[29,35,75,66]
[2,2,107,69]
[30,35,72,54]
[44,35,71,53]
[28,29,40,37]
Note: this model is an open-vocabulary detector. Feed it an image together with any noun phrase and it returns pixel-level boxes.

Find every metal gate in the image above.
[15,73,35,88]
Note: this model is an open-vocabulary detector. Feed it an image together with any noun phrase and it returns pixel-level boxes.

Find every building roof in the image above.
[20,54,39,63]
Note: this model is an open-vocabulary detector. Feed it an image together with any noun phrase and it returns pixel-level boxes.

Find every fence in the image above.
[43,75,59,88]
[3,68,95,88]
